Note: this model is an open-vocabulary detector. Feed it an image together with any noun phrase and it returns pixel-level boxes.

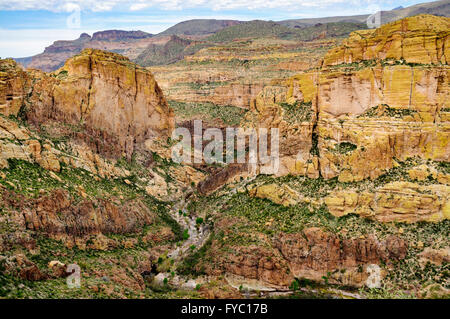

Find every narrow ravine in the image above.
[152,193,363,299]
[167,198,211,262]
[152,196,211,290]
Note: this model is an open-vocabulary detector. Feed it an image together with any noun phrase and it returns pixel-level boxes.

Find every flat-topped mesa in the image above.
[241,15,449,224]
[1,49,174,159]
[323,14,450,66]
[91,30,153,41]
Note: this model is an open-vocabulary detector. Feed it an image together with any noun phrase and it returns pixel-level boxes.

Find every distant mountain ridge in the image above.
[13,0,450,72]
[91,30,153,41]
[16,30,156,71]
[277,0,449,27]
[159,19,242,36]
[206,20,366,43]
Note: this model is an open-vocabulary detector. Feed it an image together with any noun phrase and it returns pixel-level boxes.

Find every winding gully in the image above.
[151,194,362,299]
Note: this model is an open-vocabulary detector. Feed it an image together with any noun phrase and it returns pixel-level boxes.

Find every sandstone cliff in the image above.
[236,15,450,223]
[0,59,31,117]
[2,49,174,159]
[183,16,450,293]
[0,49,206,298]
[22,31,155,72]
[323,14,450,66]
[1,14,449,299]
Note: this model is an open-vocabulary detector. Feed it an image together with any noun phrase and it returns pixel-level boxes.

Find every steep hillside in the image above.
[323,13,449,65]
[1,13,449,300]
[278,0,450,27]
[159,19,242,36]
[206,20,298,42]
[134,35,211,67]
[181,14,450,298]
[91,30,153,41]
[16,31,155,72]
[206,20,365,43]
[0,49,211,298]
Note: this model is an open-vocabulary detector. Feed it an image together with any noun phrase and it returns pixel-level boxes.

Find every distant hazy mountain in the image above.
[277,0,449,28]
[206,20,366,43]
[15,30,154,72]
[13,0,450,72]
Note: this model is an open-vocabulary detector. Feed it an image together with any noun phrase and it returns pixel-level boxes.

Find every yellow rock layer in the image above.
[323,15,450,66]
[244,15,450,223]
[324,182,449,223]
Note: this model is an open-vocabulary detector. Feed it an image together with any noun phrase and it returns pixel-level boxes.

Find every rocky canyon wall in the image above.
[240,15,450,223]
[1,49,174,159]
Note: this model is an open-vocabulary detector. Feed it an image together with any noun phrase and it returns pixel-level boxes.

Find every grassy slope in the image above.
[179,158,450,298]
[207,20,367,43]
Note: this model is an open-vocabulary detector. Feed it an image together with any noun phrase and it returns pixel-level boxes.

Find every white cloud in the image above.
[0,0,411,12]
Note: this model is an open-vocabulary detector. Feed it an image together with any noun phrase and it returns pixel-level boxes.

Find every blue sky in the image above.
[0,0,437,58]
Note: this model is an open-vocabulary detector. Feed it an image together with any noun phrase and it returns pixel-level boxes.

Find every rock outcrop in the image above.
[249,183,300,207]
[1,14,449,298]
[0,59,31,116]
[2,189,159,249]
[1,49,175,159]
[243,15,450,223]
[324,182,450,222]
[206,225,407,288]
[323,14,450,66]
[150,37,337,109]
[274,228,407,287]
[21,31,155,72]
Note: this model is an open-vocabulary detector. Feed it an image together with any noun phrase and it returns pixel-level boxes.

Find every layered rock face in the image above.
[274,228,407,287]
[22,31,156,72]
[300,64,449,182]
[0,49,204,297]
[2,189,158,249]
[322,14,449,66]
[243,15,449,223]
[0,59,31,116]
[194,16,449,289]
[2,49,174,159]
[150,38,338,109]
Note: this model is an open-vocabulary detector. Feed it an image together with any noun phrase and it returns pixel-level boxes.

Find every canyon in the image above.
[0,13,449,299]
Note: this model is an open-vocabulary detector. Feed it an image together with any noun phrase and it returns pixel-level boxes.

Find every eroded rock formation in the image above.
[1,49,174,159]
[243,15,449,223]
